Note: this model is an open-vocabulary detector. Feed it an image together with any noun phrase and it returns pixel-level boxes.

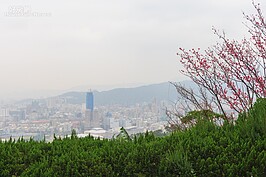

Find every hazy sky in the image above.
[0,0,261,98]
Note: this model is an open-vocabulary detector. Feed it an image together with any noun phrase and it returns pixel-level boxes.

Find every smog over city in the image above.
[0,1,265,175]
[0,0,257,136]
[0,0,253,100]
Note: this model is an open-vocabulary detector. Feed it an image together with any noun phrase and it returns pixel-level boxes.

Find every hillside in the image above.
[58,82,182,106]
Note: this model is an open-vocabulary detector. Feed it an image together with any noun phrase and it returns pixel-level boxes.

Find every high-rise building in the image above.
[86,92,94,111]
[85,92,94,129]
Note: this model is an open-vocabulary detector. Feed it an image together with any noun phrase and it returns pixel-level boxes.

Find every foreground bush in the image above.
[0,99,265,176]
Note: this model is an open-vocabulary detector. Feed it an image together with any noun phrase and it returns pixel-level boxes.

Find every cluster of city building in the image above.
[0,92,169,141]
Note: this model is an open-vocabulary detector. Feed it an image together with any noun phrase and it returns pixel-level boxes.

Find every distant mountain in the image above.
[12,80,198,106]
[57,80,197,106]
[58,82,175,106]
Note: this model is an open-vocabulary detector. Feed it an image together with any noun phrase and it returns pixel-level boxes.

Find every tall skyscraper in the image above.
[85,92,94,129]
[86,92,94,111]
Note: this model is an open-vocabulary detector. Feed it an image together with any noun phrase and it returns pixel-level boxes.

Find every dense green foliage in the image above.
[0,99,265,176]
[180,109,223,124]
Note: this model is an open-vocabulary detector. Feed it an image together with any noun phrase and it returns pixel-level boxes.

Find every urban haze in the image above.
[0,0,257,139]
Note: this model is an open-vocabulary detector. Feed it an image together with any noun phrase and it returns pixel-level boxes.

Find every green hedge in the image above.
[0,99,265,176]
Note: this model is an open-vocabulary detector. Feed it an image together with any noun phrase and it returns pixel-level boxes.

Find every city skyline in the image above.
[0,0,260,99]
